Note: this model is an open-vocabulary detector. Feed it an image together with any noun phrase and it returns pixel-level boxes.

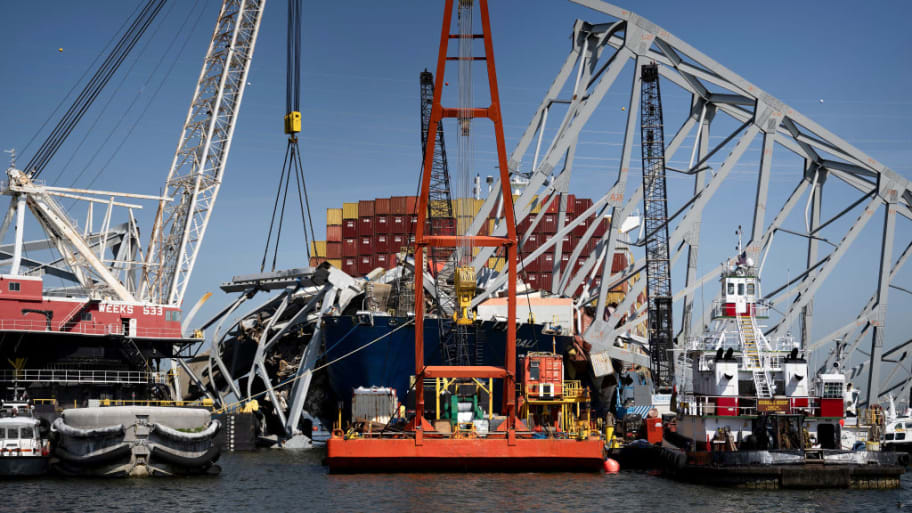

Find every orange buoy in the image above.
[604,458,620,473]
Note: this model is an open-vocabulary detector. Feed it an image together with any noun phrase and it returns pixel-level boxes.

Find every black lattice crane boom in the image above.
[639,63,675,390]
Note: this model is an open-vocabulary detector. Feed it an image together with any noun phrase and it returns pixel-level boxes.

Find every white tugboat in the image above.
[0,402,50,477]
[659,236,909,488]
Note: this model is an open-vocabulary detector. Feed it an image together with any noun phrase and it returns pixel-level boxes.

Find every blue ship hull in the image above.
[322,315,573,412]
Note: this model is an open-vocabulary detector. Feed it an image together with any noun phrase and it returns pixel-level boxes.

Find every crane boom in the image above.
[639,63,675,390]
[143,0,265,305]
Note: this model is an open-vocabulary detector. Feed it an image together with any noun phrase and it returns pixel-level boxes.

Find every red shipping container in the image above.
[539,252,556,274]
[342,219,358,238]
[342,257,357,275]
[585,237,599,256]
[374,215,389,234]
[326,225,342,242]
[359,216,373,236]
[526,272,540,289]
[562,235,573,253]
[375,233,390,254]
[405,196,418,215]
[359,236,373,255]
[518,217,531,237]
[375,198,391,215]
[375,253,389,269]
[391,215,407,234]
[560,252,571,271]
[391,234,406,253]
[358,255,374,275]
[545,196,560,214]
[574,197,593,216]
[326,242,342,259]
[593,217,609,237]
[342,237,357,257]
[388,253,398,268]
[409,215,418,233]
[522,253,540,272]
[611,252,627,274]
[391,196,408,215]
[358,200,375,217]
[522,233,540,255]
[572,215,589,238]
[539,271,553,290]
[541,213,558,234]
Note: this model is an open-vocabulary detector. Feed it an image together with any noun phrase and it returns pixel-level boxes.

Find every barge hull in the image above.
[327,437,605,473]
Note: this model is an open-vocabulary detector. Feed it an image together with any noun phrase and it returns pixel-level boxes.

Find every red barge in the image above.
[326,0,606,472]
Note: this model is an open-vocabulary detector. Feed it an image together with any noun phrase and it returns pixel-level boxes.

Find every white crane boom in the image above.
[143,0,265,306]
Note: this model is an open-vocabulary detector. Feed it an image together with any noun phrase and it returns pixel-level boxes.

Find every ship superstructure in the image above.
[676,244,849,450]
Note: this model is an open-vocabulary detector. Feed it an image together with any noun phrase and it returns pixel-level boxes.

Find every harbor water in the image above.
[3,450,909,512]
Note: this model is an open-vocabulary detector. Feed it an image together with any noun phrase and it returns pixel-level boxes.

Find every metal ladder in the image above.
[738,314,774,398]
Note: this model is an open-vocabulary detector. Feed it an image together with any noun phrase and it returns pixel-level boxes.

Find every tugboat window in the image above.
[738,283,744,295]
[8,282,20,291]
[727,283,734,294]
[0,428,5,438]
[747,283,755,295]
[81,312,92,321]
[20,426,33,439]
[822,382,843,398]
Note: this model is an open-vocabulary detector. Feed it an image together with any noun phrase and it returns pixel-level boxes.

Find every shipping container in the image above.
[309,257,321,267]
[326,225,342,242]
[559,252,571,271]
[611,252,628,274]
[541,213,558,234]
[326,241,342,259]
[539,252,556,274]
[359,216,374,236]
[388,253,398,268]
[391,215,407,234]
[585,237,599,256]
[518,217,532,237]
[474,198,485,215]
[375,197,391,215]
[359,236,373,255]
[522,233,540,254]
[327,208,343,226]
[544,195,560,214]
[374,215,389,234]
[526,272,540,289]
[342,237,358,257]
[358,200,375,217]
[572,215,589,238]
[453,198,474,217]
[342,202,359,219]
[391,234,406,253]
[409,215,418,233]
[375,233,390,254]
[342,218,358,238]
[405,196,418,215]
[574,197,593,216]
[309,240,327,257]
[342,257,358,275]
[327,258,342,269]
[375,253,389,269]
[358,255,374,275]
[562,234,573,253]
[593,217,609,237]
[539,272,553,291]
[391,196,408,215]
[487,257,505,272]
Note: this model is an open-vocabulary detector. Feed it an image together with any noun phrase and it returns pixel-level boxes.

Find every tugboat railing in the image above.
[679,395,822,417]
[0,368,167,385]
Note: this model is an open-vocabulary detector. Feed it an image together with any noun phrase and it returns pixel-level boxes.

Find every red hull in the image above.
[326,436,605,473]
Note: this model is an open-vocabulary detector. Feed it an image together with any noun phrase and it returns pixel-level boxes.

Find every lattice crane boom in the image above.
[639,63,675,389]
[142,0,265,306]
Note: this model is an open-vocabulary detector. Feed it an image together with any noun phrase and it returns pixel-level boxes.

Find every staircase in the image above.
[737,314,774,398]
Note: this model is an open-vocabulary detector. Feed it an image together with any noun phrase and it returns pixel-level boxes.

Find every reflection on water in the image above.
[2,450,909,512]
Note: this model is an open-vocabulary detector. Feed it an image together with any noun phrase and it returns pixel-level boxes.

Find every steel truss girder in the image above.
[467,1,912,390]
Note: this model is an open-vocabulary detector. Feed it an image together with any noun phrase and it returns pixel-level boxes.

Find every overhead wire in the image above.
[25,0,166,178]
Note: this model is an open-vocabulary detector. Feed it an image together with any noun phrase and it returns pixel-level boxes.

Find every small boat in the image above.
[0,402,51,477]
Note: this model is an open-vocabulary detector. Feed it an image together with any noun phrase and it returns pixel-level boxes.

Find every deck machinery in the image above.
[326,0,605,472]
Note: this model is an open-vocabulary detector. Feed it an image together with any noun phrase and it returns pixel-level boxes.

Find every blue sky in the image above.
[0,1,910,381]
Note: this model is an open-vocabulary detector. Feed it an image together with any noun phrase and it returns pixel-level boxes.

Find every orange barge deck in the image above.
[326,434,606,473]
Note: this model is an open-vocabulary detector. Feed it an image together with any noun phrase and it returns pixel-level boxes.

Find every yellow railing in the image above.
[100,398,215,409]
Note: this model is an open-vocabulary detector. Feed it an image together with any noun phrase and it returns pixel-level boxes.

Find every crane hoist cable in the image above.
[24,0,166,178]
[261,0,319,273]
